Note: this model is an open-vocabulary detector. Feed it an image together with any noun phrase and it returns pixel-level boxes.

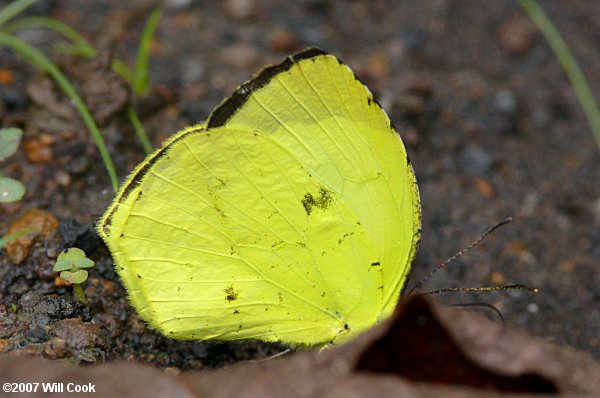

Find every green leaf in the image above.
[0,177,25,203]
[60,269,88,284]
[54,247,86,271]
[0,127,23,161]
[56,247,87,262]
[74,257,95,269]
[54,247,94,272]
[53,259,72,272]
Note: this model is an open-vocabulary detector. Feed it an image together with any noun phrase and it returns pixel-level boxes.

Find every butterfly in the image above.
[98,48,421,346]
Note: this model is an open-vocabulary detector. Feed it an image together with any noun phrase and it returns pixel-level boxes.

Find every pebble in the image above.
[18,291,89,323]
[498,13,536,55]
[181,58,205,84]
[365,51,390,80]
[224,0,256,20]
[1,86,28,110]
[475,178,495,199]
[3,209,59,264]
[47,318,104,351]
[270,26,300,52]
[527,303,539,314]
[23,138,53,164]
[42,337,67,359]
[519,192,541,217]
[459,145,492,176]
[0,68,14,85]
[489,271,506,285]
[164,367,181,376]
[0,338,9,352]
[494,89,517,117]
[220,43,259,69]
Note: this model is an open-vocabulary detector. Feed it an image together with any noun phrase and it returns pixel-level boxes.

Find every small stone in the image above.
[47,318,105,351]
[364,51,390,80]
[220,43,259,69]
[460,145,492,176]
[224,0,256,20]
[270,27,299,52]
[3,209,59,264]
[1,86,28,110]
[0,338,9,352]
[475,178,495,199]
[54,170,71,187]
[498,13,537,55]
[559,260,576,273]
[164,367,181,376]
[0,68,14,85]
[23,137,53,164]
[24,325,48,343]
[42,337,68,359]
[18,291,44,313]
[181,58,205,83]
[489,271,506,285]
[494,89,517,116]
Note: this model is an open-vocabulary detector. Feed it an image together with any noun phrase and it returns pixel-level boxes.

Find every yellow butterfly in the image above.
[98,48,421,346]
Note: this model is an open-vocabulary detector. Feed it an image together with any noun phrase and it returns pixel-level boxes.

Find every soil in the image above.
[0,0,599,371]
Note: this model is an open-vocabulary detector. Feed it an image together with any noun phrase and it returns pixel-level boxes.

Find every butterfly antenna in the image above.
[407,217,513,295]
[447,301,506,325]
[423,284,539,295]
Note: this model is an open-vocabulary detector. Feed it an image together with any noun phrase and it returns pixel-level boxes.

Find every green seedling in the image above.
[0,127,26,203]
[53,247,95,303]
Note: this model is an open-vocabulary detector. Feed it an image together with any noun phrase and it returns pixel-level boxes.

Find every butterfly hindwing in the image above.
[98,48,421,346]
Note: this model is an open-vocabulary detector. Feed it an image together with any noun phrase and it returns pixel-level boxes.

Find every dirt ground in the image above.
[0,0,599,371]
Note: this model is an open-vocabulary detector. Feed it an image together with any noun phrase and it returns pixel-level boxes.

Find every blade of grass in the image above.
[519,0,600,151]
[0,227,38,250]
[0,32,119,192]
[133,8,162,95]
[0,0,37,28]
[127,105,153,154]
[4,16,97,58]
[111,58,136,86]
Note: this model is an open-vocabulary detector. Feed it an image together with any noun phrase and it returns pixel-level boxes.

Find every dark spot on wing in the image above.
[224,285,239,302]
[301,186,333,215]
